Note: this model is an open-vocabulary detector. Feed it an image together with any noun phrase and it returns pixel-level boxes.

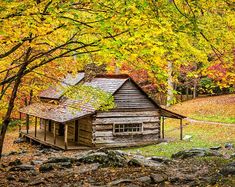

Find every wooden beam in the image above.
[19,112,22,120]
[44,120,47,141]
[53,122,56,145]
[180,119,183,140]
[26,114,29,134]
[34,117,37,137]
[64,123,68,150]
[162,117,165,139]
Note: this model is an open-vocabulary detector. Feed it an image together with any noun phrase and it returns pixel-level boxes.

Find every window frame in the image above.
[113,122,143,135]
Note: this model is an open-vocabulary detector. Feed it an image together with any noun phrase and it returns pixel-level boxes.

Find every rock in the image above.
[13,137,26,144]
[231,153,235,158]
[29,179,45,186]
[9,159,22,166]
[31,160,43,165]
[220,162,235,176]
[7,175,15,181]
[19,177,29,183]
[150,156,171,164]
[225,143,233,149]
[79,151,127,167]
[77,163,100,174]
[7,151,18,156]
[45,157,76,164]
[128,156,161,168]
[172,148,222,159]
[183,135,192,141]
[150,173,168,184]
[136,176,151,183]
[58,162,72,168]
[108,178,133,186]
[210,146,222,150]
[128,158,143,167]
[39,163,54,173]
[9,164,35,171]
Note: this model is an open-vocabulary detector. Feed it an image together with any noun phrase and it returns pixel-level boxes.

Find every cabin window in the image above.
[114,123,143,134]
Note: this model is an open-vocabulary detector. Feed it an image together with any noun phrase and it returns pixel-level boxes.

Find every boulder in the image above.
[9,159,22,166]
[19,177,29,183]
[220,162,235,176]
[225,143,234,149]
[150,173,168,184]
[7,175,15,181]
[39,163,54,173]
[150,156,171,164]
[172,148,222,159]
[231,153,235,159]
[210,146,222,150]
[128,156,161,168]
[79,151,127,167]
[45,157,76,164]
[183,135,192,141]
[136,176,151,183]
[13,137,26,144]
[9,164,35,172]
[31,160,44,165]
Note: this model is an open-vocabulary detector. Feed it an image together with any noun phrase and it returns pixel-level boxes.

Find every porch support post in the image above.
[34,117,37,137]
[44,120,47,141]
[162,116,165,139]
[53,122,56,145]
[26,115,29,134]
[180,119,183,140]
[64,123,68,150]
[19,112,22,120]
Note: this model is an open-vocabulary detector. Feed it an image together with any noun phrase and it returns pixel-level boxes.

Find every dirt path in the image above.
[186,118,235,127]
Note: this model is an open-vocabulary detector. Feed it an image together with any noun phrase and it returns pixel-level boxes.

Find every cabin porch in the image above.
[20,129,90,150]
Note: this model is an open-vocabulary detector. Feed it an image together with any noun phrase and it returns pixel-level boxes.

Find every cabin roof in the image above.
[39,72,85,99]
[20,73,186,122]
[19,99,96,123]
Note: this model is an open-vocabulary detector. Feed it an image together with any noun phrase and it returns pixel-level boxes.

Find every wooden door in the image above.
[75,120,78,142]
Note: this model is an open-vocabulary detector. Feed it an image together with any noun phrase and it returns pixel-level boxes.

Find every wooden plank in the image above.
[53,122,56,145]
[180,119,183,140]
[96,111,159,118]
[44,120,46,141]
[142,129,159,135]
[93,117,160,125]
[162,117,165,139]
[34,117,37,137]
[79,128,93,138]
[95,131,113,137]
[64,123,68,150]
[78,136,92,146]
[26,115,29,134]
[94,124,113,131]
[143,122,160,129]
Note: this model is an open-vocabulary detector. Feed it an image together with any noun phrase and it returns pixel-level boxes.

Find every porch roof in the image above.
[19,99,95,123]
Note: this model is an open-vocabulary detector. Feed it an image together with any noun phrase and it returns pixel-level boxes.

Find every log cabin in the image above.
[19,72,186,150]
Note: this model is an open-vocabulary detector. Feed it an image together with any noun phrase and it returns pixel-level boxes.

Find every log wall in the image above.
[113,80,156,110]
[77,116,93,146]
[93,111,160,146]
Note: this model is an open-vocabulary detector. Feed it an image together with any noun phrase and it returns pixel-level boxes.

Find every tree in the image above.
[0,0,128,158]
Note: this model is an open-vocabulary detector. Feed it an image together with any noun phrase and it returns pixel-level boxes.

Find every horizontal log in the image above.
[93,117,160,125]
[143,122,160,129]
[96,111,159,118]
[78,137,92,146]
[95,131,113,137]
[78,129,92,139]
[94,124,113,131]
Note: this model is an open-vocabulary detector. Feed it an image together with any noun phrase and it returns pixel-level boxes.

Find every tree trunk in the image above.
[0,48,31,159]
[193,79,197,99]
[166,60,174,106]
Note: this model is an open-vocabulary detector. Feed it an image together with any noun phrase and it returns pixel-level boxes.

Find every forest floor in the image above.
[0,94,235,186]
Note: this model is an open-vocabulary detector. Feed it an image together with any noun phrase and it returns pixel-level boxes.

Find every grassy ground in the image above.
[125,119,235,157]
[169,94,235,123]
[125,94,235,157]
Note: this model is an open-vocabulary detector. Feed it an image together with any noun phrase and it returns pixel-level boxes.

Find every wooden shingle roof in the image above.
[20,73,186,122]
